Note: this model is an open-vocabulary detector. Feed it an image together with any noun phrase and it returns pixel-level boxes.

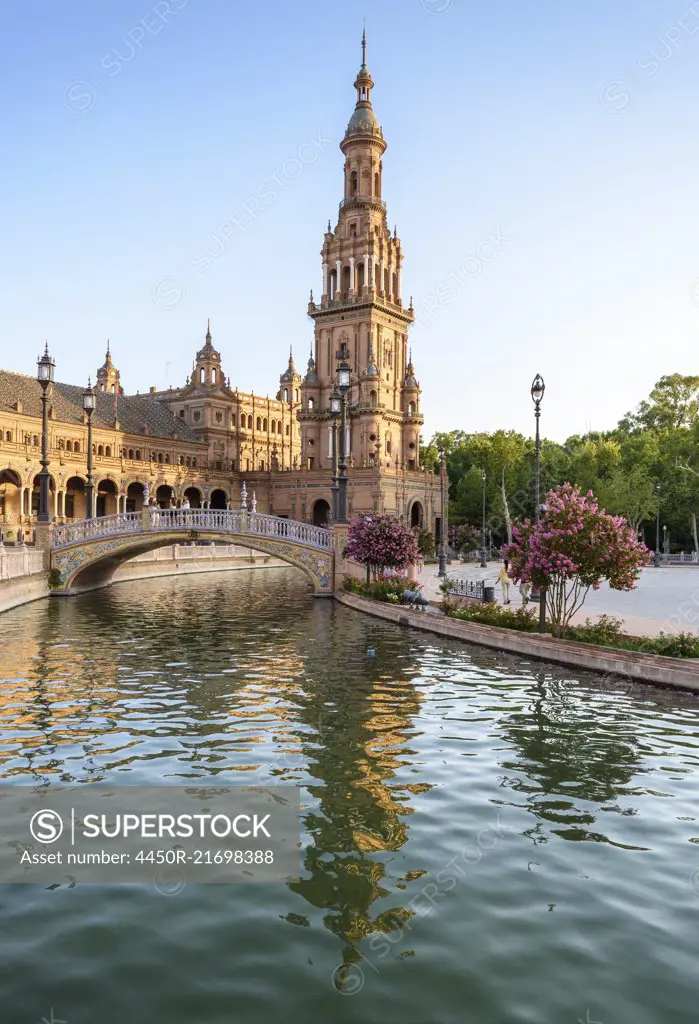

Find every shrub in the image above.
[446,602,538,633]
[566,615,624,646]
[342,575,418,604]
[641,632,699,658]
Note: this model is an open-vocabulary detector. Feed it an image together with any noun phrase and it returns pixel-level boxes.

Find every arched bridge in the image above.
[49,509,335,596]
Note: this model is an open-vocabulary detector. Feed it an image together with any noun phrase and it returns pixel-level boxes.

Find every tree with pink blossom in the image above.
[343,513,421,579]
[502,483,651,637]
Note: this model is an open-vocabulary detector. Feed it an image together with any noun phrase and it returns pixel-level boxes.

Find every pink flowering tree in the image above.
[502,483,650,637]
[343,513,421,580]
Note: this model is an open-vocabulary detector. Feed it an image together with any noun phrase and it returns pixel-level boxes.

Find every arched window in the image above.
[370,390,377,407]
[231,413,237,427]
[179,455,184,465]
[270,420,276,434]
[5,431,12,442]
[128,449,134,460]
[58,438,65,449]
[308,398,315,411]
[164,454,170,464]
[158,453,163,463]
[285,424,290,436]
[374,171,380,196]
[200,367,205,384]
[211,367,217,384]
[32,435,39,447]
[97,445,104,456]
[105,446,111,457]
[135,450,141,461]
[350,170,357,195]
[247,415,253,429]
[66,440,73,452]
[256,417,262,431]
[74,441,80,453]
[186,457,191,466]
[283,388,289,402]
[192,458,197,468]
[407,402,414,416]
[260,460,265,471]
[263,418,268,431]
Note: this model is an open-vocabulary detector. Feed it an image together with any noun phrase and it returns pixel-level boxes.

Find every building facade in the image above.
[0,35,438,543]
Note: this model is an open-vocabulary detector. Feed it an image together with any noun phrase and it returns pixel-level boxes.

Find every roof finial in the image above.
[362,22,366,66]
[106,339,110,355]
[206,318,212,341]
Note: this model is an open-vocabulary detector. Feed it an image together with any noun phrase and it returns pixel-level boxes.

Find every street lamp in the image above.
[36,344,55,523]
[83,378,96,520]
[329,387,341,521]
[654,481,661,567]
[531,373,546,632]
[480,469,487,568]
[334,360,351,522]
[437,445,447,577]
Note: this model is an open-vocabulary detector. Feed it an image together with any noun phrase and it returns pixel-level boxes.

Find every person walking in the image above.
[498,559,512,605]
[519,580,531,605]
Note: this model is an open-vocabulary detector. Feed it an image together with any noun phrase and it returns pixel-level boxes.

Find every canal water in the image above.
[0,568,698,1024]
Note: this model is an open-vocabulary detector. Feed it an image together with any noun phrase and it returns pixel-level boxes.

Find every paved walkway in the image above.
[417,561,699,637]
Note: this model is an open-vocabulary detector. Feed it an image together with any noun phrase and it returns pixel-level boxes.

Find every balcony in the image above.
[339,196,386,211]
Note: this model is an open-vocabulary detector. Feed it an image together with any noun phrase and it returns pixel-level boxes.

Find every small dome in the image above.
[346,106,381,136]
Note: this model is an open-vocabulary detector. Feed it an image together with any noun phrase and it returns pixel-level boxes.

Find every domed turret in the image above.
[96,341,123,395]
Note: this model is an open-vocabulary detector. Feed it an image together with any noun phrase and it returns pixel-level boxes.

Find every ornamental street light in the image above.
[335,360,351,523]
[36,344,55,524]
[531,373,546,632]
[654,481,661,567]
[330,386,341,521]
[437,445,447,577]
[83,378,96,520]
[480,469,487,568]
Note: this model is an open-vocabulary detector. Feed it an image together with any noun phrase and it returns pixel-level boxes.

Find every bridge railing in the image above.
[51,509,332,552]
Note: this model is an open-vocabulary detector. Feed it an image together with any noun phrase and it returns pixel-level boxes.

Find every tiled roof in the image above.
[0,370,202,444]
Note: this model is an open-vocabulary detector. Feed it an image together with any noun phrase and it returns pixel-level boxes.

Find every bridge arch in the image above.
[49,510,334,597]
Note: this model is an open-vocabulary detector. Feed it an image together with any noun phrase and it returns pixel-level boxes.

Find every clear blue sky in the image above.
[1,0,697,440]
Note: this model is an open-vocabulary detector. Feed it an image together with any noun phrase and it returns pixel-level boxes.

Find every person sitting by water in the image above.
[498,560,512,605]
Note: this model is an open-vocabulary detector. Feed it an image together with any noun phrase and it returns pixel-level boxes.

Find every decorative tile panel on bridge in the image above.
[49,509,335,596]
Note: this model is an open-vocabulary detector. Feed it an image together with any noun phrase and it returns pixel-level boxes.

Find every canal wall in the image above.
[0,571,49,613]
[336,591,699,693]
[111,543,286,584]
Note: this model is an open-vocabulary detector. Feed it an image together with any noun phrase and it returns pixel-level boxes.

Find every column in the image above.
[322,263,329,297]
[335,260,342,297]
[19,486,25,521]
[396,266,402,304]
[349,256,355,295]
[379,259,385,295]
[328,424,333,458]
[363,254,369,293]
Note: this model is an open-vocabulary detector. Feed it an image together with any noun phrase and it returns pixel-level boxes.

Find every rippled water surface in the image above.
[1,567,699,1024]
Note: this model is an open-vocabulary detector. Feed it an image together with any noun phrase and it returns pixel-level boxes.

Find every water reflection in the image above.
[1,568,699,1023]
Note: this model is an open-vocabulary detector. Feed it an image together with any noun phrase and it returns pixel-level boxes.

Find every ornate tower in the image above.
[192,319,225,388]
[303,31,423,473]
[96,341,123,395]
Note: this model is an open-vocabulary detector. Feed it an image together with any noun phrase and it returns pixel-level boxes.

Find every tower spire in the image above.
[362,23,366,67]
